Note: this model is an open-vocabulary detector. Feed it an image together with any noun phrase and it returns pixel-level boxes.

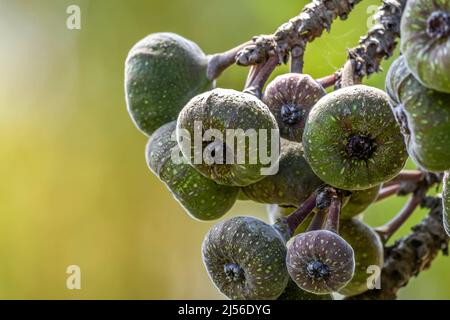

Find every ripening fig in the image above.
[262,73,327,142]
[202,216,289,300]
[146,121,238,221]
[286,230,355,294]
[386,56,450,172]
[277,280,333,300]
[443,172,450,237]
[341,186,381,220]
[303,85,408,191]
[338,219,383,297]
[401,0,450,93]
[242,139,323,207]
[125,33,214,135]
[177,88,279,187]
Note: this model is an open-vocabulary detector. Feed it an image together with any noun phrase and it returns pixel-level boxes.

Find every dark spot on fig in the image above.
[426,11,450,39]
[281,104,303,125]
[346,134,376,161]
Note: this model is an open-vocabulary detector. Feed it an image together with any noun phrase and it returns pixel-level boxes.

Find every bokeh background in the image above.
[0,0,448,299]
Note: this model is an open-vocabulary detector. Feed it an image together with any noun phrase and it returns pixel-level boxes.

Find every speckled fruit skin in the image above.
[242,139,323,206]
[277,280,333,300]
[303,85,408,191]
[386,56,450,172]
[202,216,289,300]
[401,0,450,93]
[341,186,381,220]
[125,33,213,136]
[177,88,279,187]
[286,230,355,294]
[443,172,450,236]
[146,122,238,221]
[338,219,383,297]
[263,74,327,142]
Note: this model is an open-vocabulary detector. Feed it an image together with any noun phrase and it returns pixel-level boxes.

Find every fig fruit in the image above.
[202,216,289,300]
[286,230,355,294]
[341,186,381,220]
[177,88,279,187]
[125,33,213,135]
[303,85,408,190]
[146,121,238,221]
[443,171,450,236]
[386,56,450,172]
[263,73,327,142]
[242,139,323,206]
[401,0,450,93]
[338,219,383,297]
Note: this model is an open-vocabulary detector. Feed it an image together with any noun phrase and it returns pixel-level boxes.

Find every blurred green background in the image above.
[0,0,448,299]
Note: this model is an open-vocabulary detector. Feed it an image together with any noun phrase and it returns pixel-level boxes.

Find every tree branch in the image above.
[235,0,363,66]
[348,197,449,300]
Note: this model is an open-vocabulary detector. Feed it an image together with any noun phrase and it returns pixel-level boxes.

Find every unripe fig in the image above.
[177,88,279,187]
[286,230,355,294]
[338,219,383,297]
[125,33,213,135]
[303,85,408,191]
[242,139,323,206]
[202,216,289,300]
[401,0,450,93]
[277,280,333,300]
[443,172,450,237]
[386,56,450,172]
[341,186,381,220]
[146,121,238,221]
[263,74,327,142]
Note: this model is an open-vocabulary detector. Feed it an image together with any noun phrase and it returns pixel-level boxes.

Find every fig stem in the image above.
[316,73,338,89]
[244,56,279,98]
[325,195,341,234]
[376,184,401,202]
[375,192,424,243]
[340,60,361,88]
[307,209,328,232]
[206,41,252,80]
[284,193,317,235]
[384,170,424,186]
[290,45,304,73]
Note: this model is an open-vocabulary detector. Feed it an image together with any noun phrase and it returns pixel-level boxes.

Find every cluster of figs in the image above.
[124,0,450,299]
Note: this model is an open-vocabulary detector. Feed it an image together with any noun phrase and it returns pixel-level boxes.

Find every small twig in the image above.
[384,170,424,187]
[207,41,252,80]
[243,56,279,97]
[375,193,424,243]
[283,193,317,236]
[325,195,341,234]
[316,73,339,89]
[290,45,304,73]
[307,209,328,232]
[376,184,401,202]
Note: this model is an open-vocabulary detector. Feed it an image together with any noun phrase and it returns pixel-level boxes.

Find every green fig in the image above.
[242,139,323,207]
[125,33,214,135]
[202,216,289,300]
[443,171,450,236]
[401,0,450,93]
[386,56,450,172]
[341,186,381,220]
[146,121,238,221]
[303,85,408,191]
[176,88,279,187]
[338,219,383,297]
[277,280,333,300]
[262,73,327,142]
[286,230,355,294]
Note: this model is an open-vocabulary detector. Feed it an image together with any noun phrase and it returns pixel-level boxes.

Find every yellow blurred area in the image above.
[0,0,448,299]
